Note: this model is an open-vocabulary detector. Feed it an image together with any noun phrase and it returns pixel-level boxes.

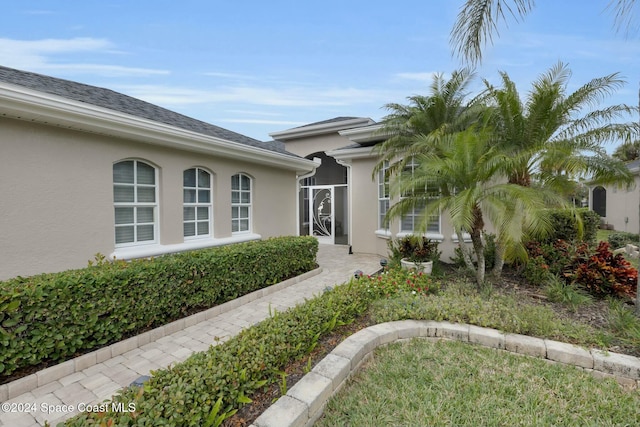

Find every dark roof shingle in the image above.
[0,65,297,157]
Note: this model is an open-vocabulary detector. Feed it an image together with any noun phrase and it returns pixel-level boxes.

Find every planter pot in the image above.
[400,258,433,274]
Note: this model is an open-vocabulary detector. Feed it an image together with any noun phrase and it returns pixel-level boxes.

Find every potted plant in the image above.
[394,235,437,274]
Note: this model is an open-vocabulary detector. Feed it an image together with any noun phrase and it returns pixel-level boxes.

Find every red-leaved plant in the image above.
[567,241,637,299]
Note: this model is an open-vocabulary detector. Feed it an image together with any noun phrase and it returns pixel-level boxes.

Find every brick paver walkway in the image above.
[0,245,381,426]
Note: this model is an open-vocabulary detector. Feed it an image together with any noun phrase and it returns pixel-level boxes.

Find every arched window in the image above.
[184,168,212,238]
[231,173,252,233]
[113,160,157,245]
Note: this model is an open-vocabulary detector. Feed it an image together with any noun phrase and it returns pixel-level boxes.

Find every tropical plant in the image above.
[484,62,636,193]
[450,0,638,64]
[385,125,552,285]
[373,69,486,271]
[391,235,439,263]
[613,140,640,161]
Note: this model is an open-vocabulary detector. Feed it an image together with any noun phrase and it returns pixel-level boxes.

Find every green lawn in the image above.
[317,339,640,427]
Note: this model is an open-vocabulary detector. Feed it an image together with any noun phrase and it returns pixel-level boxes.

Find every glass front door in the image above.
[310,186,334,244]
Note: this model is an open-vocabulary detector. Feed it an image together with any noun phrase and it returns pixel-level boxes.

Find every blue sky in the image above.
[1,1,639,142]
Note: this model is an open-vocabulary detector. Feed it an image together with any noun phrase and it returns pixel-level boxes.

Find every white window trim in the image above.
[113,160,158,248]
[111,233,262,261]
[378,161,390,231]
[184,167,213,240]
[232,173,252,234]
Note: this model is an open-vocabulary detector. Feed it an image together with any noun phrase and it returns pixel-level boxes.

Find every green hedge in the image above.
[0,236,318,379]
[539,208,599,244]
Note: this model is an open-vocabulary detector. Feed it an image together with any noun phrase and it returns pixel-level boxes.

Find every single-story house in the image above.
[590,159,640,234]
[1,66,469,281]
[0,66,316,280]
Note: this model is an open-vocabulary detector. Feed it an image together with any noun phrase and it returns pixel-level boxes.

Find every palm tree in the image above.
[373,69,485,270]
[451,0,638,64]
[484,62,636,193]
[387,125,553,285]
[612,140,640,161]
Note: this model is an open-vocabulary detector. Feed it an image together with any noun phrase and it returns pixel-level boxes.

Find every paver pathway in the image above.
[0,245,382,427]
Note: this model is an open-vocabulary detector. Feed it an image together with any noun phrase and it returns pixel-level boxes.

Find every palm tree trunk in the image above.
[455,228,475,271]
[470,205,485,286]
[492,240,506,277]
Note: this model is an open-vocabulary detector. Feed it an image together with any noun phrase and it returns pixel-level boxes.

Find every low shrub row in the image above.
[0,236,318,379]
[62,268,435,426]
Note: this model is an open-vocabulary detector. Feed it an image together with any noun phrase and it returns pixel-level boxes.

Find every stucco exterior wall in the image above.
[280,134,355,159]
[596,179,640,234]
[0,118,298,280]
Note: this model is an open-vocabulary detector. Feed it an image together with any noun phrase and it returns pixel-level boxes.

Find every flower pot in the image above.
[400,258,433,274]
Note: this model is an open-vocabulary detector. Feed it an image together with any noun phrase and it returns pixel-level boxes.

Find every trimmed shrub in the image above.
[608,232,640,250]
[540,208,599,245]
[0,236,318,379]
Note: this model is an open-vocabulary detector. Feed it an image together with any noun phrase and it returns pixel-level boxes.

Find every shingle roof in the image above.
[0,65,298,157]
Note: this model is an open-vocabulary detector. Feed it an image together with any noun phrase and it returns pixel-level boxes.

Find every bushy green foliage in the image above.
[539,208,599,245]
[608,232,640,250]
[0,236,318,378]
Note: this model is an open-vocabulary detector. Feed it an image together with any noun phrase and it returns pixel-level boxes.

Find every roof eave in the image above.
[0,83,316,173]
[269,117,375,141]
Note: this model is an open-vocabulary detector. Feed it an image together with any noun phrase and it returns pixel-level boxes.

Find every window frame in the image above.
[399,157,441,234]
[113,159,158,247]
[378,161,390,230]
[231,173,252,234]
[183,167,213,240]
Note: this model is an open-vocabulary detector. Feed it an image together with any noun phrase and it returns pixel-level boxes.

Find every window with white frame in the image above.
[400,158,440,233]
[231,173,251,233]
[184,168,212,238]
[378,161,390,229]
[113,160,157,245]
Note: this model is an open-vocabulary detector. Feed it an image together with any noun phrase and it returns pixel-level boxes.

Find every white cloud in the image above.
[117,83,400,108]
[218,118,306,126]
[395,72,439,82]
[0,37,169,77]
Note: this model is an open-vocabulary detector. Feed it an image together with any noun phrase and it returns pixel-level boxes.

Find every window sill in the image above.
[374,229,392,239]
[111,233,262,261]
[451,233,472,243]
[396,232,444,242]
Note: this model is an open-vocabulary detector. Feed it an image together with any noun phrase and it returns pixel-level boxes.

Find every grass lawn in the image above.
[317,339,640,427]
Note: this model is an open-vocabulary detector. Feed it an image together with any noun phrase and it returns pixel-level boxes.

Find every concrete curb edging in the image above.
[252,320,640,427]
[0,267,323,401]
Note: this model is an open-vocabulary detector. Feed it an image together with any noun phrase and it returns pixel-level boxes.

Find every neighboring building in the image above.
[590,160,640,234]
[270,117,470,263]
[0,66,316,280]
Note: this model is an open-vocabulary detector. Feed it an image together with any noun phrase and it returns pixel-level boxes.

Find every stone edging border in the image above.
[0,267,323,402]
[252,320,640,427]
